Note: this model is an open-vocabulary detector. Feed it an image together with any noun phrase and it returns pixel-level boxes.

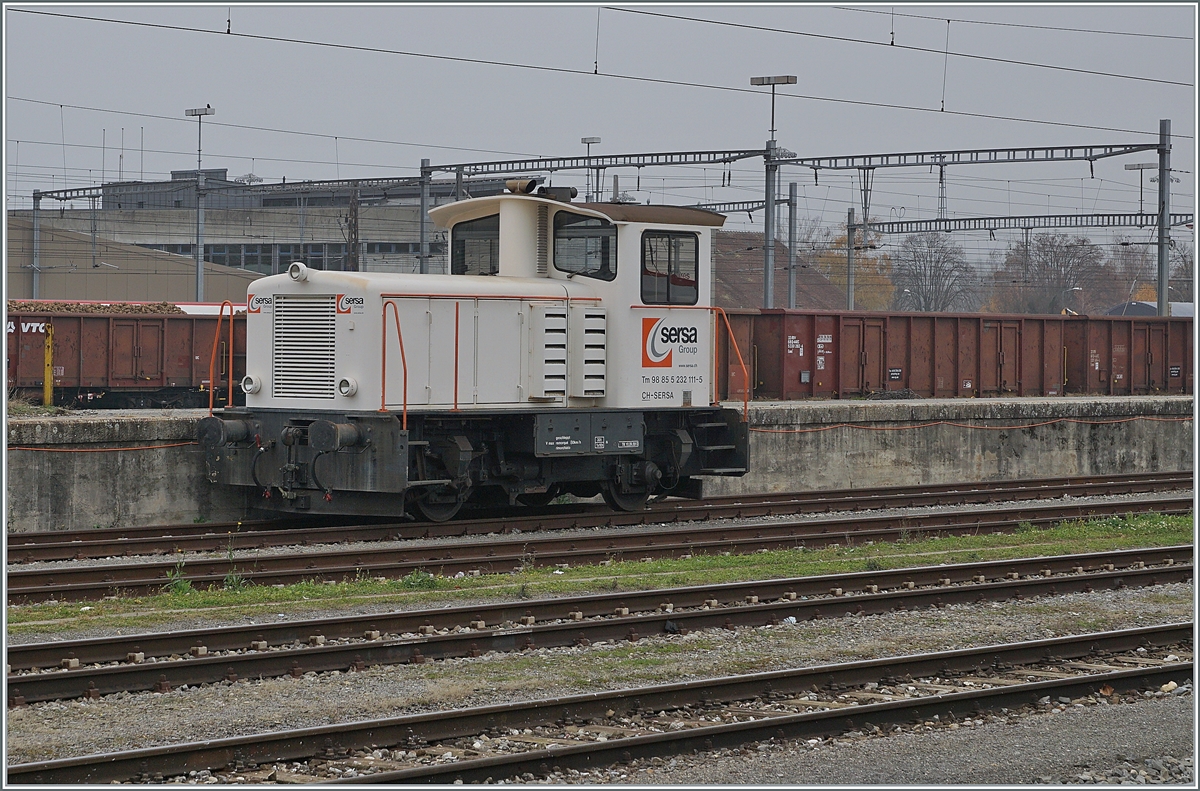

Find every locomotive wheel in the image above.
[601,481,651,512]
[412,487,466,522]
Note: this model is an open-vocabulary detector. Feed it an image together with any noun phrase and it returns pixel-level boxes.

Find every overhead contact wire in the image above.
[7,10,1190,137]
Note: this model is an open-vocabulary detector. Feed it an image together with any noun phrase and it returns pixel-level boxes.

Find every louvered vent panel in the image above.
[569,306,606,397]
[529,305,567,399]
[536,204,549,275]
[272,294,336,399]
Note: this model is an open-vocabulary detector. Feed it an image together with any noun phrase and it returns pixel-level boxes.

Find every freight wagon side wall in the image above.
[718,310,1193,400]
[5,312,246,396]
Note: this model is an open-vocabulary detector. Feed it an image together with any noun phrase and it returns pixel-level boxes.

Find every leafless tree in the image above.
[988,233,1106,314]
[1101,235,1157,306]
[890,233,973,312]
[1170,241,1193,302]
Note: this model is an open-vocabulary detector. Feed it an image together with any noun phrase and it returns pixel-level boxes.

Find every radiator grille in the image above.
[570,306,606,397]
[272,294,336,399]
[529,305,567,399]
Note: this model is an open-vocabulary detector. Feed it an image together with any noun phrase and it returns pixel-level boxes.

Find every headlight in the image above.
[241,374,262,394]
[287,262,309,281]
[338,377,359,397]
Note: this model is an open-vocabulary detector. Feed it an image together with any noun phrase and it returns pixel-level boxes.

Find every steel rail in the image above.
[6,495,1191,603]
[7,545,1190,671]
[7,623,1191,784]
[6,552,1191,705]
[8,472,1190,563]
[341,663,1192,785]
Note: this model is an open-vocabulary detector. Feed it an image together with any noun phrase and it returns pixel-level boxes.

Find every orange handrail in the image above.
[379,300,409,430]
[629,304,750,422]
[207,300,236,416]
[713,306,749,422]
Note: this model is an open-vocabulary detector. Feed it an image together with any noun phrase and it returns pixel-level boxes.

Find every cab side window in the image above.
[553,211,616,280]
[451,214,499,275]
[641,232,698,305]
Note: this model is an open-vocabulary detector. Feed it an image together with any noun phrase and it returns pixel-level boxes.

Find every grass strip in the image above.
[7,512,1191,634]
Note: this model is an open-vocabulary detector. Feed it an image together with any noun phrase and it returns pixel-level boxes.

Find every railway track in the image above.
[6,494,1191,603]
[6,546,1191,705]
[8,622,1191,784]
[7,471,1190,563]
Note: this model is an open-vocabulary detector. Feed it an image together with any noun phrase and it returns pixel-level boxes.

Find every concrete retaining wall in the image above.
[5,398,1192,533]
[706,396,1194,496]
[6,410,249,533]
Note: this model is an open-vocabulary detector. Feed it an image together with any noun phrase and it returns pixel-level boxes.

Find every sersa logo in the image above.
[247,294,272,313]
[642,317,699,368]
[336,294,365,314]
[642,317,672,367]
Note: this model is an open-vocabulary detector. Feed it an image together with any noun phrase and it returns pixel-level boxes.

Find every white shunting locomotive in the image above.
[199,183,749,520]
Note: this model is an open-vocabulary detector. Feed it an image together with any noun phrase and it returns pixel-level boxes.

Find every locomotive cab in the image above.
[199,187,748,520]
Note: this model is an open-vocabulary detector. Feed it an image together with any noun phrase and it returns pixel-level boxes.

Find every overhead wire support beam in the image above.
[247,176,422,194]
[774,143,1159,171]
[692,199,788,214]
[868,212,1194,235]
[32,185,105,202]
[427,149,768,177]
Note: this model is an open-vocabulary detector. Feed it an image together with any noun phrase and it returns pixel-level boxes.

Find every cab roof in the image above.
[429,193,726,229]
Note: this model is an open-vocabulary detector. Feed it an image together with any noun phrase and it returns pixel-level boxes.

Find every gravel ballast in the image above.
[5,582,1191,768]
[578,695,1194,785]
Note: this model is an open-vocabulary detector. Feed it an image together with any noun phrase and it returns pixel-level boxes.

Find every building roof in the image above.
[1106,301,1195,317]
[712,230,846,310]
[573,203,727,227]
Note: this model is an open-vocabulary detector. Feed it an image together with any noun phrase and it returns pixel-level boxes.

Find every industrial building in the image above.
[7,169,842,307]
[7,169,521,285]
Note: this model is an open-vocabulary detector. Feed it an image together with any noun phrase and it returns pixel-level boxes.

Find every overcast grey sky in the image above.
[4,3,1195,256]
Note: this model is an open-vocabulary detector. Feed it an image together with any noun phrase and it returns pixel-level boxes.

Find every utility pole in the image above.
[419,158,431,274]
[196,172,206,301]
[763,140,778,308]
[787,182,798,309]
[185,105,214,301]
[936,158,947,221]
[346,190,360,271]
[90,196,98,270]
[31,192,41,299]
[846,207,856,310]
[1156,118,1171,317]
[1022,227,1031,284]
[749,76,794,309]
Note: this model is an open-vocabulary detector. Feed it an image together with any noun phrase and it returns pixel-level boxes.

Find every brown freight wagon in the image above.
[719,309,1192,400]
[6,312,246,408]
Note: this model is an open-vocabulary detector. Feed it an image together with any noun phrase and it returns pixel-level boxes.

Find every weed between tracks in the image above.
[6,512,1192,635]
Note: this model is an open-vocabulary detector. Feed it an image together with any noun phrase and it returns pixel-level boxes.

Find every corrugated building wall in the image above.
[6,216,261,303]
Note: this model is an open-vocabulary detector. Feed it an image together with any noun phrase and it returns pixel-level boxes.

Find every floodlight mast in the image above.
[1125,162,1157,215]
[185,105,214,301]
[750,75,796,140]
[184,105,215,171]
[582,137,601,201]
